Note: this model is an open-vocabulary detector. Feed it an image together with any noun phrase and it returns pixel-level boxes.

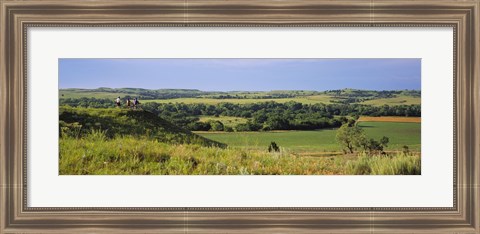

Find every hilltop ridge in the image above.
[59,107,226,148]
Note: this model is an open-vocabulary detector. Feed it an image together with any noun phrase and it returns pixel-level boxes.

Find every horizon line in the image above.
[59,87,422,92]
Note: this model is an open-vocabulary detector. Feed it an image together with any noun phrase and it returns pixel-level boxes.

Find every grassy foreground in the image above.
[60,133,420,175]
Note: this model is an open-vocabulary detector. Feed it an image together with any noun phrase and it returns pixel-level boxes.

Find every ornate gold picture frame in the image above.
[1,0,478,233]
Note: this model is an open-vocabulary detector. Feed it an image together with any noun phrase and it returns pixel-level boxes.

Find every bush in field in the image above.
[234,123,250,132]
[268,142,280,152]
[188,121,211,131]
[359,136,389,155]
[402,145,410,154]
[234,121,262,132]
[209,120,224,131]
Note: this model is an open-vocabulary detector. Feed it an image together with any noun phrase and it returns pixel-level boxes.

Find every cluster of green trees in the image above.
[330,97,369,104]
[209,93,297,99]
[326,89,420,98]
[187,120,231,131]
[60,97,421,132]
[336,119,390,155]
[139,100,421,119]
[326,89,421,104]
[143,102,347,131]
[60,98,421,119]
[141,102,420,129]
[61,97,113,108]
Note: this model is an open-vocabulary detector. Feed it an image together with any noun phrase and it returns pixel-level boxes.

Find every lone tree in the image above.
[335,123,365,154]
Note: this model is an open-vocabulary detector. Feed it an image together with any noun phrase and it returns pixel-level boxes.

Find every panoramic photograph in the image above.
[59,58,421,175]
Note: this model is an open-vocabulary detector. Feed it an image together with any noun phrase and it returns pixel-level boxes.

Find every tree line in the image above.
[60,97,421,132]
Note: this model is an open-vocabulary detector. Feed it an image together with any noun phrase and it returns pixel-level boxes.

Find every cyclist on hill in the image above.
[115,96,121,107]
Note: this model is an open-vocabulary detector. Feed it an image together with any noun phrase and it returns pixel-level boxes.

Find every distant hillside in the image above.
[324,88,420,97]
[59,107,226,148]
[60,88,420,102]
[59,88,218,100]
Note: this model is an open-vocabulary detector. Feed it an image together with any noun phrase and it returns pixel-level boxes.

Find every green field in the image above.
[358,121,420,150]
[198,116,249,128]
[197,121,421,154]
[360,95,421,106]
[60,90,123,99]
[197,130,340,154]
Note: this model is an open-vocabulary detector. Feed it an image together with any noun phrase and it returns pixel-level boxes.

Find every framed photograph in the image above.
[58,58,422,176]
[1,0,479,233]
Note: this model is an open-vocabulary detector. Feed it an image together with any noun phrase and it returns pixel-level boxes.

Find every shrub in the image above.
[402,145,410,154]
[235,121,262,132]
[209,120,224,131]
[359,136,389,155]
[188,121,211,131]
[268,141,280,152]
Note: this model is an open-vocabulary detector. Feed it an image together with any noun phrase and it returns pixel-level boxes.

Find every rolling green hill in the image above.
[59,88,421,106]
[59,88,215,100]
[59,107,225,148]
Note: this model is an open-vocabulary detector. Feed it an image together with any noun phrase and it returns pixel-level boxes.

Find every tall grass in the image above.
[345,152,421,175]
[60,131,420,175]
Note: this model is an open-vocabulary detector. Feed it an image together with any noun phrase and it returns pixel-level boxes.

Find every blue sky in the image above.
[59,58,421,91]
